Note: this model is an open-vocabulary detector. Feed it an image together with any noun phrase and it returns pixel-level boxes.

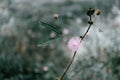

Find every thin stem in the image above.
[58,15,93,80]
[59,51,77,80]
[81,24,92,41]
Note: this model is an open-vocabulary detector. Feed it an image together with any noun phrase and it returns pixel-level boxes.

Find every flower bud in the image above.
[53,13,59,19]
[96,9,101,15]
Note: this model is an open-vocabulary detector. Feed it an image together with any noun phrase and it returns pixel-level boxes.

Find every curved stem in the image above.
[58,15,93,80]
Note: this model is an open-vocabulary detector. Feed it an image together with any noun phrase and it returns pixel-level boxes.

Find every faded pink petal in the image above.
[43,66,49,71]
[63,28,69,35]
[68,36,81,51]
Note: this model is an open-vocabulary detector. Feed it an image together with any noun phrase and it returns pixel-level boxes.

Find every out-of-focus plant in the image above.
[0,0,120,80]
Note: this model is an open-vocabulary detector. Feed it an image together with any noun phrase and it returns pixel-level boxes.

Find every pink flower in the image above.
[68,36,81,51]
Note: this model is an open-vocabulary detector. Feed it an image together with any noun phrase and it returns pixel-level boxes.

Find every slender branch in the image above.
[58,9,94,80]
[58,51,77,80]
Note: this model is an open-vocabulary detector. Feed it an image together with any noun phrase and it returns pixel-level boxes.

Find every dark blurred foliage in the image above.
[0,0,120,80]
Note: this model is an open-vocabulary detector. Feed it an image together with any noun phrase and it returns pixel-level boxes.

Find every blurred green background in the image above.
[0,0,120,80]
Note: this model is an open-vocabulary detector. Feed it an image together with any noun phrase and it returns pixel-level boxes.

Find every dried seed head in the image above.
[53,13,59,19]
[87,8,95,16]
